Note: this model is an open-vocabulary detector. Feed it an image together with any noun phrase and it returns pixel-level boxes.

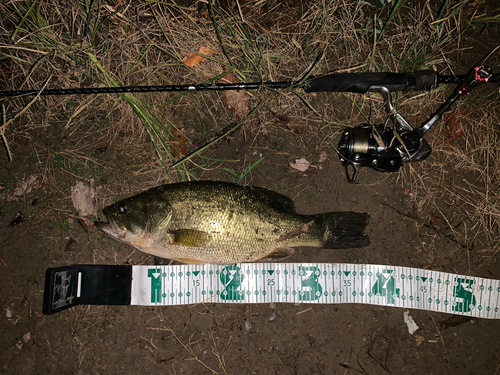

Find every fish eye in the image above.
[118,204,127,214]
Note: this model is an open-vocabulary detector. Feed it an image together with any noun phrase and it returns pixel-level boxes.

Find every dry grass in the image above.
[0,0,499,255]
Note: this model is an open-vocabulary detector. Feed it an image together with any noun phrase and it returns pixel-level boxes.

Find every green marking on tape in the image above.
[128,263,500,319]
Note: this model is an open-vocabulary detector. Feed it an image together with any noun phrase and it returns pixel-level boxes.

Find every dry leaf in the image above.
[440,315,474,330]
[221,69,250,119]
[5,175,43,202]
[71,181,95,218]
[444,108,467,144]
[318,151,328,163]
[6,308,22,325]
[64,238,78,252]
[429,214,444,233]
[16,331,31,350]
[182,46,218,67]
[292,125,304,135]
[415,335,425,347]
[168,128,189,159]
[289,158,311,172]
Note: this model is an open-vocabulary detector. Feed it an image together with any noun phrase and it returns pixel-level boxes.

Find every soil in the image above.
[1,2,500,374]
[1,116,499,375]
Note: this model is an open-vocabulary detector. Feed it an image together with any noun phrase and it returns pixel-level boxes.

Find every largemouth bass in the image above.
[96,181,370,264]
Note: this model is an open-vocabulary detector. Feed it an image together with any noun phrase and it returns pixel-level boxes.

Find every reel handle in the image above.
[337,65,494,183]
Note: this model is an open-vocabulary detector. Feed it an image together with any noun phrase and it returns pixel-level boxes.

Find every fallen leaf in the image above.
[292,125,304,135]
[221,69,250,119]
[16,331,31,350]
[271,117,303,134]
[444,108,467,144]
[182,46,218,67]
[71,181,95,218]
[5,175,43,202]
[415,335,425,347]
[318,151,328,163]
[168,128,189,159]
[34,179,45,191]
[64,238,78,252]
[429,214,445,234]
[429,214,444,228]
[277,114,291,122]
[289,158,311,172]
[440,315,475,330]
[6,308,22,325]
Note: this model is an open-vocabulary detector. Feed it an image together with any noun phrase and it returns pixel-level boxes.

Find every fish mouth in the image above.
[95,219,127,240]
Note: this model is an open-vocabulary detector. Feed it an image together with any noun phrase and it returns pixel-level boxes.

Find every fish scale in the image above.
[96,181,371,264]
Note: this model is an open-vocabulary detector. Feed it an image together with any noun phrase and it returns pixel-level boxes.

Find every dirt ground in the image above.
[1,123,499,375]
[1,1,500,374]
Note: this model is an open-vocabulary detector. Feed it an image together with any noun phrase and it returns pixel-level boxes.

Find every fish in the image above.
[96,181,370,264]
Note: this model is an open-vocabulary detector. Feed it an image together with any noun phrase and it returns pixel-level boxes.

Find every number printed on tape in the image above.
[129,263,500,319]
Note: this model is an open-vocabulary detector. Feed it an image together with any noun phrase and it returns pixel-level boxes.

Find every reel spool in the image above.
[337,65,493,183]
[338,124,403,183]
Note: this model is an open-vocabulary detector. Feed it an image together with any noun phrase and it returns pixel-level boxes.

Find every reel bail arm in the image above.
[337,65,493,183]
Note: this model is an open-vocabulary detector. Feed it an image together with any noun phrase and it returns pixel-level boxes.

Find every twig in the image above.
[296,307,313,315]
[171,101,262,167]
[1,104,12,162]
[164,322,218,374]
[0,75,52,133]
[379,201,468,248]
[428,312,447,355]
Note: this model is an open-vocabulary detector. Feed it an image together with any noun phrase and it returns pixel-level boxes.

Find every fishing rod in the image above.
[1,65,498,182]
[0,70,498,97]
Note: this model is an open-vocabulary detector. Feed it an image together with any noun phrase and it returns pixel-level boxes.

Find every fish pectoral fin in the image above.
[262,248,295,261]
[175,257,206,265]
[170,229,211,247]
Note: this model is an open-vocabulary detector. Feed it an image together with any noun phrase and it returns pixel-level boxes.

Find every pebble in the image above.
[244,321,252,331]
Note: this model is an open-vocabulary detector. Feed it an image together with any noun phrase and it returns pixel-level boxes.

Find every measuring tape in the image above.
[43,263,500,319]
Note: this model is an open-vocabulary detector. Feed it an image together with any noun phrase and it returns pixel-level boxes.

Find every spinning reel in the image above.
[336,65,493,182]
[1,61,497,183]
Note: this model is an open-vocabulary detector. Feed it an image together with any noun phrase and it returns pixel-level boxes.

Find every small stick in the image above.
[379,201,467,248]
[1,104,12,162]
[164,322,218,374]
[296,307,313,315]
[171,101,262,167]
[0,75,52,133]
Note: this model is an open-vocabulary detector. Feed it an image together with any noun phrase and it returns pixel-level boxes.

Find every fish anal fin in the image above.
[175,257,206,265]
[171,229,211,247]
[262,248,294,261]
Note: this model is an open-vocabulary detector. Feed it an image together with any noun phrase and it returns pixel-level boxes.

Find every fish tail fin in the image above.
[315,212,370,249]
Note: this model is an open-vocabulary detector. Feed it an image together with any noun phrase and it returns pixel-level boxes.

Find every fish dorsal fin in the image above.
[262,247,295,261]
[170,229,211,247]
[248,186,296,213]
